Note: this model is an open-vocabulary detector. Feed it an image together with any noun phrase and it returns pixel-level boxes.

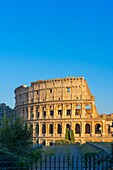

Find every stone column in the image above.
[28,106,31,120]
[73,103,76,118]
[46,105,49,118]
[33,123,36,137]
[62,122,65,138]
[54,104,57,118]
[102,120,106,137]
[81,103,85,118]
[54,123,57,137]
[71,122,75,133]
[33,106,36,120]
[39,105,42,119]
[91,102,94,117]
[91,121,95,136]
[62,104,66,118]
[53,123,55,137]
[46,123,49,137]
[81,122,85,137]
[39,122,41,137]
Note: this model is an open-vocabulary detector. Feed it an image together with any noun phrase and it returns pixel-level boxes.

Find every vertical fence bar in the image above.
[45,155,47,170]
[50,155,51,170]
[63,155,65,170]
[54,155,56,170]
[89,156,91,170]
[35,157,38,170]
[111,143,113,162]
[77,155,79,170]
[102,154,103,170]
[72,155,74,170]
[85,156,87,170]
[31,155,33,170]
[81,156,83,170]
[40,155,42,170]
[68,155,69,170]
[106,156,108,169]
[59,155,60,169]
[93,155,95,170]
[97,155,99,170]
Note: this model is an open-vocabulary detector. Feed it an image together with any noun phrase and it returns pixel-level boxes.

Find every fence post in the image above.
[89,156,91,170]
[111,143,113,162]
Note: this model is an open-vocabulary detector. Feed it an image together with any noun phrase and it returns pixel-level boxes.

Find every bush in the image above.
[0,115,32,156]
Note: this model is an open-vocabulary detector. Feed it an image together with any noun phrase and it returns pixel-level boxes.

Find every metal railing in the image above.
[0,153,113,170]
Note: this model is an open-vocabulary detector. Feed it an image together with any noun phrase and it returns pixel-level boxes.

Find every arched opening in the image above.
[49,141,53,146]
[75,124,80,134]
[29,123,33,134]
[108,124,111,134]
[85,124,91,134]
[42,124,46,134]
[75,105,81,115]
[36,124,39,135]
[66,124,70,130]
[85,105,91,115]
[49,124,53,134]
[42,140,46,146]
[36,107,40,118]
[58,124,62,134]
[95,124,101,134]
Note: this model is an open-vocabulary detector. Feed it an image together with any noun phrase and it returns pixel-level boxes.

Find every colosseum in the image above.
[14,76,113,146]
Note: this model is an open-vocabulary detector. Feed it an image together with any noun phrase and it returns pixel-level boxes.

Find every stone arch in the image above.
[75,105,81,115]
[29,123,33,133]
[36,106,39,118]
[42,123,46,134]
[42,140,46,146]
[75,124,80,134]
[66,124,70,130]
[49,124,53,134]
[49,141,54,146]
[36,124,39,135]
[95,124,101,134]
[107,124,111,134]
[58,124,62,134]
[85,124,91,134]
[85,104,91,115]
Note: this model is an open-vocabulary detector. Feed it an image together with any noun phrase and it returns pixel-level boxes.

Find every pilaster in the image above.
[28,106,31,120]
[81,121,85,137]
[91,121,95,136]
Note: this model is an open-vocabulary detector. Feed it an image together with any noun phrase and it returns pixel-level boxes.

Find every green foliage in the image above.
[65,128,69,140]
[70,130,75,143]
[0,115,32,156]
[65,128,75,143]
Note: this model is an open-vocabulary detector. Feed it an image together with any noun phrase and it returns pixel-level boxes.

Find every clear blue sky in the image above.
[0,0,113,114]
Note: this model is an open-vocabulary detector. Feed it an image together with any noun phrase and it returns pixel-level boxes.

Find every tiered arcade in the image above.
[14,76,113,145]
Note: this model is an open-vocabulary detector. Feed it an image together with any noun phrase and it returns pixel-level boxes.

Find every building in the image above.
[14,76,113,145]
[0,103,17,121]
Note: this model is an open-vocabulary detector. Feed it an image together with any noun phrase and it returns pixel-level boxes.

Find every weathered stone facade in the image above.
[14,76,113,145]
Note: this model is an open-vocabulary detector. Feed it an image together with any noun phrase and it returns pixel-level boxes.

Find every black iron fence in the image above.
[0,154,113,170]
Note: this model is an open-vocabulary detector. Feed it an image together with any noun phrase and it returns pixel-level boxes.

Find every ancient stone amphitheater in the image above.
[14,76,113,145]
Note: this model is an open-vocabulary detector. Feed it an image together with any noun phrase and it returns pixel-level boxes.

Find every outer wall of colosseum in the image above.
[14,77,113,146]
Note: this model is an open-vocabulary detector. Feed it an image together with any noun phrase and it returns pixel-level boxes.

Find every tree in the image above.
[0,115,32,155]
[65,128,75,143]
[70,129,75,143]
[65,128,69,140]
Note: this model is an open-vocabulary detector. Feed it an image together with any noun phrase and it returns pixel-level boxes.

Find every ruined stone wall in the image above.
[14,77,113,145]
